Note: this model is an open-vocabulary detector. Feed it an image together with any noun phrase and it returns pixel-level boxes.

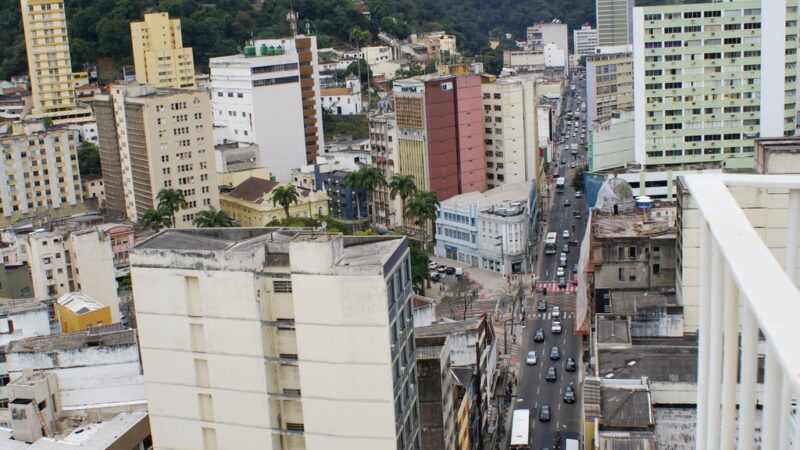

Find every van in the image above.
[455,267,463,278]
[559,253,567,267]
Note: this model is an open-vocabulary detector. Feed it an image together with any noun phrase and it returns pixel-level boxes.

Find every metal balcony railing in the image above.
[684,174,800,450]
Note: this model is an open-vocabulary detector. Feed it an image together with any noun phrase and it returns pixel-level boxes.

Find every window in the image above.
[653,264,661,274]
[629,247,637,259]
[704,10,721,18]
[618,268,625,281]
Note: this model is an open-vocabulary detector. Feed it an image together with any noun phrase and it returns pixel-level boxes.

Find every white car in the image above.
[556,267,565,278]
[562,230,570,239]
[551,321,562,334]
[552,306,561,319]
[428,261,437,270]
[526,351,538,365]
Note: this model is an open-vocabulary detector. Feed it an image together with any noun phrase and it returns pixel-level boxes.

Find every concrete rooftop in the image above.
[598,337,698,383]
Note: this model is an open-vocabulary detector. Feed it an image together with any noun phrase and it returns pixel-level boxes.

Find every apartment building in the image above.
[369,113,404,229]
[633,1,799,169]
[131,229,420,449]
[130,12,196,89]
[0,122,83,224]
[596,0,635,46]
[481,76,542,191]
[586,48,634,123]
[95,83,219,227]
[574,25,600,57]
[210,36,324,181]
[19,0,92,124]
[526,21,569,72]
[393,74,486,202]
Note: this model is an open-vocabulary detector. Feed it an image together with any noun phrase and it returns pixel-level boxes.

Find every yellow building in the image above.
[19,0,92,124]
[130,12,196,89]
[220,177,329,226]
[56,292,112,333]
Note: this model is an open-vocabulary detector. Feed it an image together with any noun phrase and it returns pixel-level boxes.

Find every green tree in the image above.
[270,184,301,220]
[410,245,430,295]
[77,141,101,176]
[404,190,439,251]
[344,59,372,83]
[193,206,234,228]
[157,188,187,227]
[572,169,585,192]
[442,277,478,320]
[348,26,371,47]
[357,166,386,224]
[388,173,417,225]
[141,206,172,233]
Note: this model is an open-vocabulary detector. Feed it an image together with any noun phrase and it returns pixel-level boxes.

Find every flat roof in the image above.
[6,412,149,450]
[598,337,698,383]
[610,291,678,317]
[0,298,48,316]
[57,292,106,315]
[6,329,135,353]
[597,431,657,450]
[600,386,654,429]
[416,345,445,360]
[415,318,482,337]
[592,209,676,239]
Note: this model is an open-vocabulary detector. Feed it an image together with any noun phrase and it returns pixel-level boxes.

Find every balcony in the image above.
[685,174,800,450]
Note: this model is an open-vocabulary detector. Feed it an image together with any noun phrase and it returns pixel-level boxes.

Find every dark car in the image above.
[558,277,567,288]
[572,264,578,274]
[539,405,551,422]
[564,199,571,207]
[546,366,557,382]
[445,266,456,275]
[563,386,576,403]
[549,346,561,360]
[565,357,577,372]
[537,300,547,312]
[534,328,545,342]
[570,162,577,168]
[561,158,567,164]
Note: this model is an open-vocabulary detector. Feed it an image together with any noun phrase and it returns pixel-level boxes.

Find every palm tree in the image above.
[271,184,301,220]
[343,170,364,223]
[388,173,417,226]
[344,166,386,228]
[157,188,187,227]
[193,206,234,228]
[141,206,172,233]
[404,190,439,252]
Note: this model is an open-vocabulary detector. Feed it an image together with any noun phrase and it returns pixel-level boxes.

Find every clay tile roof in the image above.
[226,177,279,205]
[321,87,351,96]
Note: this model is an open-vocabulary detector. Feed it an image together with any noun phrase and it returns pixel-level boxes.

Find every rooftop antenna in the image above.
[287,10,298,38]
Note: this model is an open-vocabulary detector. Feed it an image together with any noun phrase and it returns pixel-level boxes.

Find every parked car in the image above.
[558,276,567,288]
[546,366,558,382]
[526,351,538,365]
[565,357,577,372]
[430,272,442,282]
[550,346,561,360]
[437,265,446,273]
[551,320,562,334]
[563,386,576,403]
[534,328,545,342]
[445,266,456,275]
[552,306,561,319]
[539,405,551,421]
[537,300,548,312]
[428,261,438,270]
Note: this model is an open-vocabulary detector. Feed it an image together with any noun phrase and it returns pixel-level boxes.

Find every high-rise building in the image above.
[19,0,92,124]
[393,74,486,202]
[369,113,404,229]
[586,48,633,123]
[633,1,799,169]
[130,12,196,89]
[573,25,599,57]
[481,76,542,191]
[210,37,324,181]
[94,83,220,227]
[596,0,635,46]
[131,229,420,450]
[0,122,83,222]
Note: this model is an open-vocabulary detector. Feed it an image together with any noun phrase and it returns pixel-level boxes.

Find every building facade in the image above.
[0,123,83,224]
[596,0,635,46]
[588,111,636,172]
[632,1,799,169]
[416,336,456,450]
[526,21,569,73]
[131,229,420,449]
[210,37,324,180]
[130,12,196,89]
[586,49,633,124]
[320,76,362,115]
[219,177,328,226]
[369,113,404,229]
[574,25,600,57]
[95,83,220,227]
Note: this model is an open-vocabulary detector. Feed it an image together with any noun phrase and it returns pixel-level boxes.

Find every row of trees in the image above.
[141,188,234,232]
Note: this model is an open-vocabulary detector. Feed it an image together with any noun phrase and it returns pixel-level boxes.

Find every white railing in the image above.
[684,174,800,450]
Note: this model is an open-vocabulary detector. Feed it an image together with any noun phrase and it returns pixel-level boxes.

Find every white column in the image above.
[705,238,724,450]
[720,269,739,450]
[787,189,799,285]
[763,347,783,450]
[779,375,792,448]
[696,221,712,450]
[738,307,758,450]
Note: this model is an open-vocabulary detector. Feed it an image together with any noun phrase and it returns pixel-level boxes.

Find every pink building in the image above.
[98,224,135,271]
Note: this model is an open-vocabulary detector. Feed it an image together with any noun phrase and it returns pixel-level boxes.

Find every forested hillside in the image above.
[0,0,598,79]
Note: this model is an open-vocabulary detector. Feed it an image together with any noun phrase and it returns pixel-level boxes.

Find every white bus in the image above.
[566,438,580,450]
[510,409,530,449]
[545,232,558,255]
[555,177,565,193]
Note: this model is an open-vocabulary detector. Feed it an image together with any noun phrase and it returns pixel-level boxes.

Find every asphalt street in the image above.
[513,72,587,450]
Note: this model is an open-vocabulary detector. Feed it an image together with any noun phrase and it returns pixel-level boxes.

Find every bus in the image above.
[510,409,530,449]
[555,177,565,194]
[566,438,580,450]
[545,232,558,255]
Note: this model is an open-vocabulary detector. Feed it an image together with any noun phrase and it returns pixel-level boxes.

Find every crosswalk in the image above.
[535,281,577,293]
[529,311,575,320]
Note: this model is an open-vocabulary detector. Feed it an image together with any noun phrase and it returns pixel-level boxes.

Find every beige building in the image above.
[370,113,404,229]
[0,122,84,225]
[481,76,542,191]
[586,49,633,124]
[130,12,196,89]
[220,177,328,226]
[131,229,420,449]
[81,174,105,208]
[19,0,92,124]
[95,83,219,227]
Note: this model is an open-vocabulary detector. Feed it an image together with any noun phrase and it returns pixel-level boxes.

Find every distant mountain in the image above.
[0,0,596,79]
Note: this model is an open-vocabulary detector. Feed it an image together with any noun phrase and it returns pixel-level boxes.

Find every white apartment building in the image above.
[363,46,395,65]
[481,76,541,190]
[25,227,120,321]
[210,37,324,181]
[95,83,220,227]
[596,0,635,47]
[0,122,83,224]
[320,76,362,115]
[526,20,569,73]
[574,25,599,57]
[131,229,420,450]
